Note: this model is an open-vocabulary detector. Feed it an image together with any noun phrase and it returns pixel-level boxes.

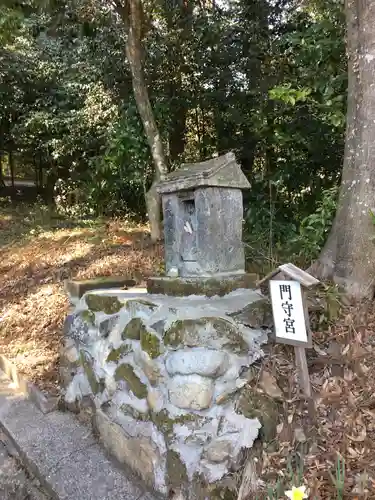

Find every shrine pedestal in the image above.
[147,273,258,297]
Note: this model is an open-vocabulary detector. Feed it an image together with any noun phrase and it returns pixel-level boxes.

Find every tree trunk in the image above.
[0,153,4,187]
[312,0,375,299]
[115,0,168,241]
[9,150,14,188]
[166,1,192,163]
[169,95,187,163]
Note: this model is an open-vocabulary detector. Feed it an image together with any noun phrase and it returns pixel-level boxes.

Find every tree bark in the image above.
[0,154,4,187]
[114,0,168,241]
[312,0,375,299]
[166,1,192,163]
[9,150,14,188]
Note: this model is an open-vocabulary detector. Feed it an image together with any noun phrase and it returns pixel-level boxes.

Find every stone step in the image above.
[0,371,157,500]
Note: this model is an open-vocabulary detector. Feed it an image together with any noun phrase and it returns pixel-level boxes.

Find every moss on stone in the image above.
[236,388,280,443]
[151,409,199,437]
[106,344,131,363]
[229,298,273,329]
[151,410,171,435]
[163,320,184,347]
[166,449,188,489]
[114,363,148,399]
[147,274,257,297]
[211,318,248,351]
[79,351,104,395]
[80,309,95,326]
[206,486,236,500]
[126,299,158,315]
[122,318,147,340]
[140,330,161,359]
[119,404,149,421]
[85,294,122,314]
[164,317,247,352]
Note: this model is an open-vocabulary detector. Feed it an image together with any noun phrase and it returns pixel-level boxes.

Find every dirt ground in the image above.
[0,205,162,394]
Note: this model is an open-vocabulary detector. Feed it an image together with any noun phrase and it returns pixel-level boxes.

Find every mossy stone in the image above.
[85,294,122,314]
[163,320,183,347]
[236,388,280,443]
[151,409,197,437]
[140,330,161,359]
[151,409,175,435]
[207,486,236,500]
[114,363,147,399]
[166,449,188,489]
[122,318,147,340]
[229,298,273,329]
[164,317,247,352]
[126,299,158,316]
[106,344,131,363]
[211,318,248,351]
[147,274,257,297]
[120,404,149,421]
[80,309,95,326]
[79,351,104,395]
[99,314,119,338]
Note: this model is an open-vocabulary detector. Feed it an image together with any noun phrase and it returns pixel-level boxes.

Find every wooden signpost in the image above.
[258,263,320,399]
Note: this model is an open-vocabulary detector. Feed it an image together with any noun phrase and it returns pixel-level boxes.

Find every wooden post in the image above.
[294,346,311,398]
[263,265,318,400]
[294,288,312,398]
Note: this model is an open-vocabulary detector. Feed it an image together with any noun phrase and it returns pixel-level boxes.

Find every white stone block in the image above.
[168,375,213,410]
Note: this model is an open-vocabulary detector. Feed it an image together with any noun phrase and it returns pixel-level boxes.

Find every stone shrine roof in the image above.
[157,152,251,194]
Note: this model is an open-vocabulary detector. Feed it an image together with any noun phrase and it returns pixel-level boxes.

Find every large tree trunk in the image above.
[115,0,168,241]
[311,0,375,299]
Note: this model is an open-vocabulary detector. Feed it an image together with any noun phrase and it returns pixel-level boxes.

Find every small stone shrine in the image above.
[148,152,256,297]
[60,152,273,499]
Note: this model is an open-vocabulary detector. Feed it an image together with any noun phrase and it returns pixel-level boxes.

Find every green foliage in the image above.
[290,186,338,262]
[55,104,150,218]
[85,105,150,217]
[1,0,346,264]
[0,5,23,44]
[269,84,312,106]
[244,186,338,274]
[329,454,345,500]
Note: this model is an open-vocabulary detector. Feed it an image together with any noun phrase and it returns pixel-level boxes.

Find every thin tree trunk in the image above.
[312,0,375,299]
[114,0,168,241]
[9,150,14,189]
[167,1,191,163]
[169,98,187,162]
[0,153,4,187]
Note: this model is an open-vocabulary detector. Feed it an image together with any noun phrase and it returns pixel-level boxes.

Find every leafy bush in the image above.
[54,105,151,219]
[244,186,338,274]
[290,186,338,262]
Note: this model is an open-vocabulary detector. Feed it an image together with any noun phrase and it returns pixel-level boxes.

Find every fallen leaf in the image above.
[348,426,366,442]
[294,427,307,443]
[259,370,283,400]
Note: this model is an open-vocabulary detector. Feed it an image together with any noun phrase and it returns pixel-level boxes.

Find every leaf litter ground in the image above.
[250,299,375,499]
[0,205,162,395]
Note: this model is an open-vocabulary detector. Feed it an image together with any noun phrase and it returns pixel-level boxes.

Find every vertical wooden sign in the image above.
[257,263,320,399]
[269,279,312,397]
